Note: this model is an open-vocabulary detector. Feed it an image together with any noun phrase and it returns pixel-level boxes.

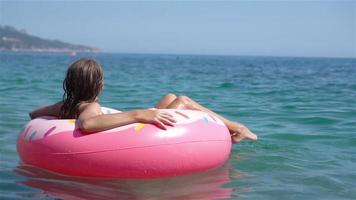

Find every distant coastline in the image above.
[0,25,99,53]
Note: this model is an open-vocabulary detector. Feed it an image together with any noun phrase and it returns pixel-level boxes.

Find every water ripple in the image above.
[1,53,355,199]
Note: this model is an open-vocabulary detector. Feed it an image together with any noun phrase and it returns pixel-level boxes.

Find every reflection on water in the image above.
[15,159,242,200]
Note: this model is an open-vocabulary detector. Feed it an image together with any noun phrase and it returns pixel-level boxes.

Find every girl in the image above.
[29,58,257,143]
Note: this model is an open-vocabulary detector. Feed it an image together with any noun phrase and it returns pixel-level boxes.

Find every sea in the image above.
[0,52,355,199]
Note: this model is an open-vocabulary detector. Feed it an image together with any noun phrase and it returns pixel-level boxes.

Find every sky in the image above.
[0,1,355,58]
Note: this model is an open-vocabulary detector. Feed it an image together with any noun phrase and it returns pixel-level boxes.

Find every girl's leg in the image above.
[155,93,177,109]
[166,95,257,143]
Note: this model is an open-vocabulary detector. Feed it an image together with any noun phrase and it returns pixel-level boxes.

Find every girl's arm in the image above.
[29,101,63,119]
[78,103,176,133]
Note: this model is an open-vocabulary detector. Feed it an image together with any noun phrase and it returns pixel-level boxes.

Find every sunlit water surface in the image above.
[1,52,355,199]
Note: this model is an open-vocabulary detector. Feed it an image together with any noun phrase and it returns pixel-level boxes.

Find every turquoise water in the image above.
[1,52,356,199]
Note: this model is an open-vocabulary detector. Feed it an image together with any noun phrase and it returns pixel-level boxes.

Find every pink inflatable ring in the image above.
[17,107,232,179]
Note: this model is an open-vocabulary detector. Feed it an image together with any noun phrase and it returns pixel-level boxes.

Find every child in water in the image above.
[29,58,257,143]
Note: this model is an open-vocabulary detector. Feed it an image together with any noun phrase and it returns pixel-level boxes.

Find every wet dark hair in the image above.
[61,58,103,119]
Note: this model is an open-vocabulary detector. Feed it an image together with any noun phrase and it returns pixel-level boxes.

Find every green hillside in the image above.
[0,26,99,52]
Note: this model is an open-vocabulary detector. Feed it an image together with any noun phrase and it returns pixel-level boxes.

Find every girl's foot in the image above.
[230,123,258,143]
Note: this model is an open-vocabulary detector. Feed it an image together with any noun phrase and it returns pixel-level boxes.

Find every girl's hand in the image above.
[134,109,176,130]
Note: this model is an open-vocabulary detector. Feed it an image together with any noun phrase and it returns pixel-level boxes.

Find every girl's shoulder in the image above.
[78,101,103,115]
[29,101,64,119]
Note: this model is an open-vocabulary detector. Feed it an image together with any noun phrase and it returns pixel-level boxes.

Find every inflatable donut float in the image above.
[17,107,231,179]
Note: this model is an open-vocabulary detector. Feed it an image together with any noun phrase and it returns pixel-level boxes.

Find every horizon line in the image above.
[101,51,356,60]
[1,50,355,60]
